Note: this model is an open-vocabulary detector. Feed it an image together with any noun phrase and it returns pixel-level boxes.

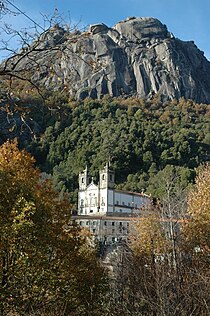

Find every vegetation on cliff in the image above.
[10,92,208,202]
[0,90,209,202]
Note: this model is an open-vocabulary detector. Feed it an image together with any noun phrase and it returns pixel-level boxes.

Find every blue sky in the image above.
[1,0,210,61]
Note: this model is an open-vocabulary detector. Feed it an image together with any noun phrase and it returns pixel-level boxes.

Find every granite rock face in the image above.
[7,17,210,103]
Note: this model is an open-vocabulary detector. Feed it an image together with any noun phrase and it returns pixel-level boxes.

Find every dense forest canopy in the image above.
[0,89,209,204]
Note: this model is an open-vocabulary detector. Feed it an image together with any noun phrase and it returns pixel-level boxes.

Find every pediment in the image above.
[86,182,98,190]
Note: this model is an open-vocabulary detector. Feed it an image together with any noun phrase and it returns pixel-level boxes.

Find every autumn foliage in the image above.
[0,141,105,316]
[129,215,169,262]
[184,164,210,257]
[126,166,210,316]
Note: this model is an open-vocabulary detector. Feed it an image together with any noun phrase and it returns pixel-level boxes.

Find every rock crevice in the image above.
[10,17,210,103]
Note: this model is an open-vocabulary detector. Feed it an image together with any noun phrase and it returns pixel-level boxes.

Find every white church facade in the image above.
[75,164,151,244]
[78,164,151,217]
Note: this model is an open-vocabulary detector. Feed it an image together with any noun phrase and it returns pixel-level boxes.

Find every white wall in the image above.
[78,183,99,215]
[113,191,151,214]
[78,182,150,216]
[99,188,108,215]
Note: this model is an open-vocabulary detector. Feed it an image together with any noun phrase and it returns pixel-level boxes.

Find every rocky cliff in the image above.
[4,17,210,103]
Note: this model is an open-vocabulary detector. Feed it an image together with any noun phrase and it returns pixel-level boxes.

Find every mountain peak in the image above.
[113,17,169,41]
[2,17,210,103]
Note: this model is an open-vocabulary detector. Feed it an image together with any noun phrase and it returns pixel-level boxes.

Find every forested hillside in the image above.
[1,90,209,201]
[1,5,210,314]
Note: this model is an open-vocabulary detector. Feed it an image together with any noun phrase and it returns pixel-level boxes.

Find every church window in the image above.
[81,199,84,206]
[102,174,105,180]
[90,210,93,213]
[90,196,95,206]
[116,200,119,205]
[110,174,112,181]
[104,221,107,226]
[119,222,122,226]
[81,177,84,183]
[112,222,115,226]
[92,228,96,233]
[122,202,125,205]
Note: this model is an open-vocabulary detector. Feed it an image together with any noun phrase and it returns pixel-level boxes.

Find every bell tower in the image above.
[79,166,92,190]
[99,163,115,189]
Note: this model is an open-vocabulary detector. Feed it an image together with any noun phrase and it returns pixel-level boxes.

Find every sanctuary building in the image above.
[78,163,150,216]
[75,164,151,244]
